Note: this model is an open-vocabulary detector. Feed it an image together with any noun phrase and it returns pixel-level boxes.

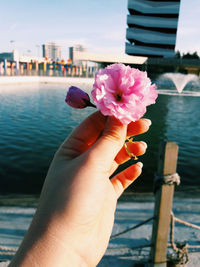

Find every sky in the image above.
[0,0,199,59]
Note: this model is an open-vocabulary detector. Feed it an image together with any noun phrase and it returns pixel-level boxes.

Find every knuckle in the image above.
[103,129,123,143]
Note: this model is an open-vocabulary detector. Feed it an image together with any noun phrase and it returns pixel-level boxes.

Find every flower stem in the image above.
[85,100,96,108]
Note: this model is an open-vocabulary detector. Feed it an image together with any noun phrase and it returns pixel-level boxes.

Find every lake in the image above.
[0,81,200,193]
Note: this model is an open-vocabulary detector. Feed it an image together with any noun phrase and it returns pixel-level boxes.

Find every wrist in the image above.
[10,212,89,267]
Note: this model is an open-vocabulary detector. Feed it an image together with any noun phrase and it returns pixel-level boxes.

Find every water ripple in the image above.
[0,84,200,193]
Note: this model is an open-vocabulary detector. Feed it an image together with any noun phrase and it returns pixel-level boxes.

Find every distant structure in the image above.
[69,44,148,68]
[0,50,44,63]
[69,45,88,65]
[42,42,61,60]
[0,48,199,77]
[0,50,45,76]
[126,0,181,58]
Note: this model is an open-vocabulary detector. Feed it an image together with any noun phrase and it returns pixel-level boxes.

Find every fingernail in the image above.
[136,162,143,168]
[143,119,152,127]
[140,141,147,149]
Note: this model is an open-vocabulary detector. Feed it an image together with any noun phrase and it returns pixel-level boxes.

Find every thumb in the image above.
[89,116,127,166]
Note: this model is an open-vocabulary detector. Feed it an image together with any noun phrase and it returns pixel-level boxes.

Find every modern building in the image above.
[126,0,181,58]
[72,50,147,66]
[69,45,88,65]
[0,50,44,64]
[42,42,61,60]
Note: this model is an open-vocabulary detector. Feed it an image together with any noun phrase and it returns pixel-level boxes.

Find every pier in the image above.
[1,49,200,79]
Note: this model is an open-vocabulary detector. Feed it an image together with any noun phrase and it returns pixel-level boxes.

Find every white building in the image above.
[126,0,181,58]
[0,50,44,63]
[42,42,61,60]
[72,50,147,66]
[69,45,88,65]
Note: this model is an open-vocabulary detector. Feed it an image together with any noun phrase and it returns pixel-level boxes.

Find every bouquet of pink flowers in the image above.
[65,63,158,125]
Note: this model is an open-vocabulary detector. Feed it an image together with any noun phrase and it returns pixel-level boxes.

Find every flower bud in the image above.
[65,86,95,109]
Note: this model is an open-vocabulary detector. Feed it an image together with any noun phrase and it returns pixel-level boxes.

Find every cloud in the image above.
[44,38,91,58]
[52,37,126,57]
[9,23,17,31]
[48,38,89,48]
[103,31,125,42]
[89,45,125,55]
[177,26,199,37]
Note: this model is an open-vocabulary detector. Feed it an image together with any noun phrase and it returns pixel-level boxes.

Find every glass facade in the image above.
[126,0,181,57]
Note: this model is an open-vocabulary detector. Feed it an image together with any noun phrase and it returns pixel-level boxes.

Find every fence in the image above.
[0,60,98,78]
[111,141,200,266]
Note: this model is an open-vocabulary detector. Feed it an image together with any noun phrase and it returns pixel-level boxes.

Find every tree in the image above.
[174,50,181,58]
[182,52,199,59]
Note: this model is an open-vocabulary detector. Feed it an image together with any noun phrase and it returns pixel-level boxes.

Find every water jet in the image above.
[158,73,200,96]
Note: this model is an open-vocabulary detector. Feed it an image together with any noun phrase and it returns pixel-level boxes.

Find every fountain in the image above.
[158,73,200,96]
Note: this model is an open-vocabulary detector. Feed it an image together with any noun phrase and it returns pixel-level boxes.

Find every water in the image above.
[0,82,200,193]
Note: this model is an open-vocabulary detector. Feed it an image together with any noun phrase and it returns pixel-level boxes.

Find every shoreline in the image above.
[1,189,200,207]
[0,76,94,85]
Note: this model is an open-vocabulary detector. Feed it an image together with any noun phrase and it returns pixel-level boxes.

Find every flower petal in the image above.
[91,64,158,124]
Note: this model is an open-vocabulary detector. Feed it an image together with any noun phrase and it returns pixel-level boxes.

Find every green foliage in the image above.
[175,50,181,58]
[174,50,199,59]
[182,52,199,59]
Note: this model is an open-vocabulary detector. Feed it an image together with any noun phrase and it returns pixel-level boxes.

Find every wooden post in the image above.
[150,141,179,267]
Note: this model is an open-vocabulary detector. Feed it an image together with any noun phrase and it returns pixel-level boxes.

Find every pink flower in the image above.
[91,64,158,124]
[65,86,95,109]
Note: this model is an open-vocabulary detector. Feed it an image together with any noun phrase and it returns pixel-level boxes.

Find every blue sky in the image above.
[0,0,199,58]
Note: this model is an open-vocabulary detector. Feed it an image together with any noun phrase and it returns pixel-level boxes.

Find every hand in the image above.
[9,111,151,267]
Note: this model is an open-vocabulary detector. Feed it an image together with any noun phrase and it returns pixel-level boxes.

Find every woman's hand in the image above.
[9,111,151,267]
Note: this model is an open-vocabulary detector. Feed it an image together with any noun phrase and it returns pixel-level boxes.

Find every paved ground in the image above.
[0,192,200,266]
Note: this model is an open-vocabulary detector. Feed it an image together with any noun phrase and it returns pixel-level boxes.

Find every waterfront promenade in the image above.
[0,193,200,266]
[0,76,94,85]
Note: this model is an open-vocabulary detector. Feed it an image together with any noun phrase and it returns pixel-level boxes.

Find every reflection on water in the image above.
[0,83,93,193]
[0,83,200,193]
[165,95,200,185]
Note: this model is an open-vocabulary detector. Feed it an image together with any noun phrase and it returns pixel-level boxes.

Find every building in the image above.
[126,0,181,58]
[0,50,45,76]
[69,45,88,65]
[0,50,20,62]
[0,50,44,64]
[72,50,147,66]
[42,42,61,60]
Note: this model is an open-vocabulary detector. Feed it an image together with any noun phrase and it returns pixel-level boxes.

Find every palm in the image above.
[9,111,150,267]
[44,111,149,265]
